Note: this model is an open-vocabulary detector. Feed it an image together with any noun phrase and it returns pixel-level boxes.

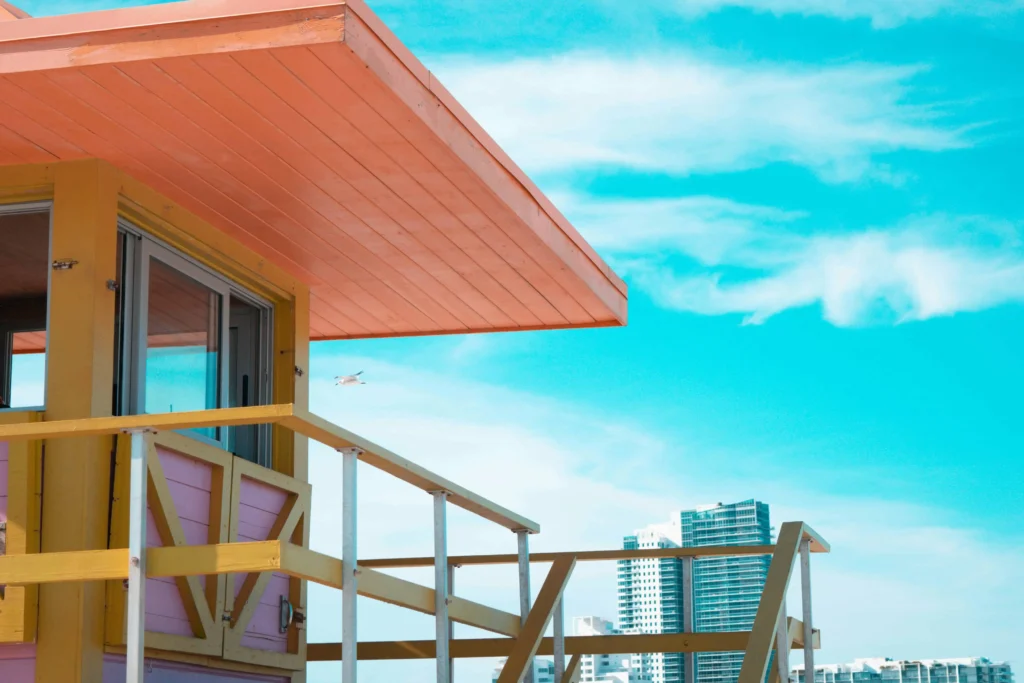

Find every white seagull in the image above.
[335,371,365,387]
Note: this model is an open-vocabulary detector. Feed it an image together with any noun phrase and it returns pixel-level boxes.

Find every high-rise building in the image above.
[791,658,1015,683]
[618,522,684,683]
[680,500,772,683]
[492,657,556,683]
[574,616,642,683]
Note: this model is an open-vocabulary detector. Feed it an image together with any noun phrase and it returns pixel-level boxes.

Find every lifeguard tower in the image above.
[0,1,829,682]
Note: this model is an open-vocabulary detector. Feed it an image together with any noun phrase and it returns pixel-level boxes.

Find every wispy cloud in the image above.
[670,0,1023,29]
[304,354,1024,681]
[433,53,969,182]
[562,193,1024,325]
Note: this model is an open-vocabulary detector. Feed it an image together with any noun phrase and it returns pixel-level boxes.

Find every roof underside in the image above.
[0,0,626,340]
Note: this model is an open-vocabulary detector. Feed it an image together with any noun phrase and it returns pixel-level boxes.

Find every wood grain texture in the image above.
[0,0,626,340]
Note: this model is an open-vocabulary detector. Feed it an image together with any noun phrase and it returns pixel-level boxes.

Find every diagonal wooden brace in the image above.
[497,555,576,683]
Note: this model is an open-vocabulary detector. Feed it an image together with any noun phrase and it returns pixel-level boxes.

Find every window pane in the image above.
[9,332,46,407]
[0,207,49,410]
[144,257,221,438]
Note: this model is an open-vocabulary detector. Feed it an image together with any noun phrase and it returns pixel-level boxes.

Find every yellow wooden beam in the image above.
[497,556,576,683]
[0,404,295,442]
[37,158,120,683]
[0,403,539,534]
[562,654,583,683]
[280,544,522,637]
[305,632,753,661]
[282,408,540,533]
[0,411,41,642]
[801,523,830,553]
[361,544,786,569]
[737,521,805,683]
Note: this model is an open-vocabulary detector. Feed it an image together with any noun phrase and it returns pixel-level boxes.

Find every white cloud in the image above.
[302,354,1023,681]
[561,193,1024,325]
[671,0,1023,29]
[433,53,968,182]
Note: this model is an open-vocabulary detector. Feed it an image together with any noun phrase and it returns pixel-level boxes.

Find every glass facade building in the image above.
[681,500,772,683]
[616,500,771,683]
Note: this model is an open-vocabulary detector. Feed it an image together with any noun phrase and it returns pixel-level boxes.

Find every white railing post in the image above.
[553,597,565,681]
[340,447,362,683]
[682,556,696,683]
[516,530,534,683]
[447,564,456,683]
[776,601,790,683]
[433,491,450,683]
[125,429,149,683]
[800,539,814,683]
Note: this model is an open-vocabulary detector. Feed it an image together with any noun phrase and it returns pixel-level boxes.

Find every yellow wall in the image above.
[0,160,311,683]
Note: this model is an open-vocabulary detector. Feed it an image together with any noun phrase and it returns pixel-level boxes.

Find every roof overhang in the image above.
[0,0,626,340]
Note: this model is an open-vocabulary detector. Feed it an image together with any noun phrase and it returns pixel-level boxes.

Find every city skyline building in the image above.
[491,657,556,683]
[574,616,643,683]
[791,658,1014,683]
[616,500,772,683]
[681,500,772,683]
[618,523,685,683]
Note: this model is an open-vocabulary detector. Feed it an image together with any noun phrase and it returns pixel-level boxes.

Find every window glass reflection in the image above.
[144,257,221,439]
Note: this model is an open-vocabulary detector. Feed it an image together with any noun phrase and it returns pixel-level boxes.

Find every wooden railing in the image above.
[0,406,830,683]
[0,404,539,683]
[310,523,829,683]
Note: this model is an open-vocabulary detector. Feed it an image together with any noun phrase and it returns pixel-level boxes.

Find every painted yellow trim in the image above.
[104,644,296,679]
[0,410,42,643]
[0,405,540,535]
[282,408,540,532]
[145,435,216,645]
[222,456,311,670]
[37,158,120,683]
[106,430,235,653]
[0,404,295,441]
[306,632,754,661]
[0,162,54,204]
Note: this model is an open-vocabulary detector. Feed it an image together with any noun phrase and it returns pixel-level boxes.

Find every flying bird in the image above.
[335,371,365,387]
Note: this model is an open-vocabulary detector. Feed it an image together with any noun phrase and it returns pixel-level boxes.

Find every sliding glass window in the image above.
[0,202,51,411]
[115,224,272,465]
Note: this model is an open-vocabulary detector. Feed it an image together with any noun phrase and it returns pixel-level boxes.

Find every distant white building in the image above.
[574,616,643,683]
[791,658,1014,683]
[618,523,684,683]
[492,657,556,683]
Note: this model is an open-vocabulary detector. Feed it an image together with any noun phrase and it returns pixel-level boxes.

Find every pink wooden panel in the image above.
[0,643,35,683]
[234,475,291,652]
[144,447,215,636]
[103,653,288,682]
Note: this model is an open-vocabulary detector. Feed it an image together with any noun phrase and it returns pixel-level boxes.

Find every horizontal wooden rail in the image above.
[0,541,521,638]
[0,403,538,532]
[307,632,751,661]
[362,545,779,568]
[361,527,828,568]
[304,617,820,661]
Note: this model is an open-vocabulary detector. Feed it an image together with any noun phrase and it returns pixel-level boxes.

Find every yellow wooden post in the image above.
[36,159,119,683]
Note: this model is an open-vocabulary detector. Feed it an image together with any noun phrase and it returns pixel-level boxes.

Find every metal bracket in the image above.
[279,596,294,634]
[294,366,305,377]
[106,279,120,291]
[337,447,364,457]
[52,258,79,271]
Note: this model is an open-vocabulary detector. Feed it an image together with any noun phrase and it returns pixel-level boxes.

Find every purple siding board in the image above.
[145,447,214,636]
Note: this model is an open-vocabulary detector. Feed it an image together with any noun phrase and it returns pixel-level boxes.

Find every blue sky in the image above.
[15,0,1024,680]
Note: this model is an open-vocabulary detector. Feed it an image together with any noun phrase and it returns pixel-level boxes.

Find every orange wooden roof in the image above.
[0,0,626,341]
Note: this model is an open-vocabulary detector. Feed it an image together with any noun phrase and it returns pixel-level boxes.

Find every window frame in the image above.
[117,220,274,464]
[0,200,53,413]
